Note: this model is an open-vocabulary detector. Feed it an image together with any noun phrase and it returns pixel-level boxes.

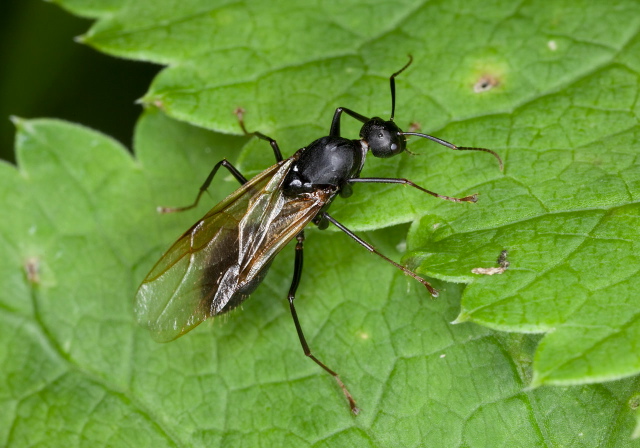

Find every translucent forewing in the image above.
[135,158,334,342]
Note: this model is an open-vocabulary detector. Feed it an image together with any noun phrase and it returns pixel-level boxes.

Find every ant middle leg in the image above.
[158,159,248,213]
[235,107,283,162]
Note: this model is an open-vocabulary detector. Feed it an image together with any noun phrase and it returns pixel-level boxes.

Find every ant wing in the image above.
[135,158,335,342]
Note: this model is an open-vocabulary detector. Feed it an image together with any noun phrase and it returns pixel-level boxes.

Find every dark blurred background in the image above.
[0,0,160,163]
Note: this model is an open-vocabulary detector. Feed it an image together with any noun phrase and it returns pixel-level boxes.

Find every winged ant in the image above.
[135,56,503,414]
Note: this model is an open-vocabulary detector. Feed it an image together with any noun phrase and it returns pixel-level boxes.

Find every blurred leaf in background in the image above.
[0,0,159,163]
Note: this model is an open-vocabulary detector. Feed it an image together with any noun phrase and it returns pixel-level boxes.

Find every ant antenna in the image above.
[402,131,504,171]
[389,55,413,121]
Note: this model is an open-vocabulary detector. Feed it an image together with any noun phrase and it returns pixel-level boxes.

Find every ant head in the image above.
[359,56,414,159]
[360,117,406,158]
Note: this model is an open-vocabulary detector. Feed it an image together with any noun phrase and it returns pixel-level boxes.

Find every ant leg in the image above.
[348,177,478,203]
[323,213,439,297]
[329,107,370,137]
[287,231,360,415]
[158,159,247,213]
[329,56,413,136]
[235,108,283,162]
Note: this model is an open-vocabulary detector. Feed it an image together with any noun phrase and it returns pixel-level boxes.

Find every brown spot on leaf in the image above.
[24,257,40,284]
[474,74,500,93]
[472,250,510,275]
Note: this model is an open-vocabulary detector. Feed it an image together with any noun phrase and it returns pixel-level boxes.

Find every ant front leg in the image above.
[348,178,478,203]
[329,107,370,137]
[329,57,414,137]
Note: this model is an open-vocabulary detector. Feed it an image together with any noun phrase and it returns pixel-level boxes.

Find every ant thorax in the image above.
[282,136,364,196]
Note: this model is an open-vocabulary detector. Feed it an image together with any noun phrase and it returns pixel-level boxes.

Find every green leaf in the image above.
[405,63,640,387]
[3,112,639,446]
[4,0,640,445]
